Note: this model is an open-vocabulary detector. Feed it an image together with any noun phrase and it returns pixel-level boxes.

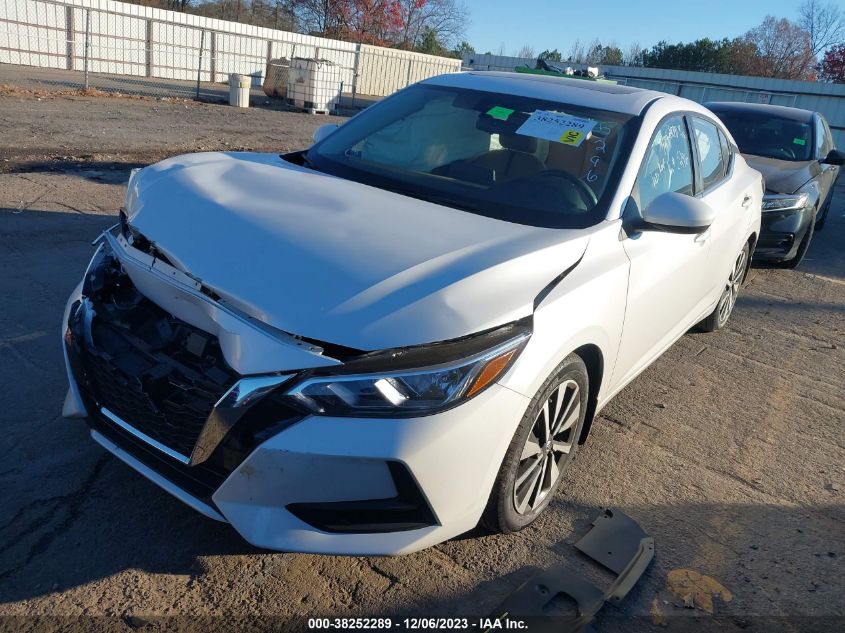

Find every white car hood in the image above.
[125,152,589,351]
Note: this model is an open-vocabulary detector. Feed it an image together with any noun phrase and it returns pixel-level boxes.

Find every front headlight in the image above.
[762,192,809,212]
[287,325,531,417]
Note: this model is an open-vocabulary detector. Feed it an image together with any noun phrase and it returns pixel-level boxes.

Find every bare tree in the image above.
[291,0,348,38]
[494,41,507,56]
[624,42,643,66]
[584,38,602,64]
[743,16,816,79]
[567,38,586,64]
[798,0,845,56]
[395,0,468,51]
[515,44,535,59]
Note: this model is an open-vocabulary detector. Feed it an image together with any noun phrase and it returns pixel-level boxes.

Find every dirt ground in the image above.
[0,92,843,632]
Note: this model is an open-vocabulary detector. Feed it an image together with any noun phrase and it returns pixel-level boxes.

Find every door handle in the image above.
[742,194,753,208]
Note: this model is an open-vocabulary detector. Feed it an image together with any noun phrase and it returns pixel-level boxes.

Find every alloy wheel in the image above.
[512,379,580,514]
[717,249,747,326]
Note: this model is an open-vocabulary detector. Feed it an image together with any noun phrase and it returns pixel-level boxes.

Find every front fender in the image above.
[499,221,628,409]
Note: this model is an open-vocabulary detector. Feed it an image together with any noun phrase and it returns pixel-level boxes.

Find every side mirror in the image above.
[821,148,845,166]
[312,123,339,145]
[641,192,716,233]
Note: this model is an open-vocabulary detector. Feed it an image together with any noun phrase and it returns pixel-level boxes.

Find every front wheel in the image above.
[481,354,588,533]
[698,242,750,332]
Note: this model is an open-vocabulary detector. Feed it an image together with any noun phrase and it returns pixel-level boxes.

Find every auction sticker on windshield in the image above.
[517,111,597,147]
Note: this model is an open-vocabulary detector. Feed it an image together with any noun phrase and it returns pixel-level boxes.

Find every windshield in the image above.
[714,110,813,162]
[305,84,638,229]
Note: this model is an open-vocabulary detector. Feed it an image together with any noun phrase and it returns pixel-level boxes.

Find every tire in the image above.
[698,242,750,332]
[780,218,814,269]
[481,354,589,533]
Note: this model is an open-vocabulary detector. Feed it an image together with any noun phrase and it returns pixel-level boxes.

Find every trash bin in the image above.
[229,74,250,108]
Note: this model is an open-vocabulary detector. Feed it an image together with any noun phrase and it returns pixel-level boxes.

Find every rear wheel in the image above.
[698,242,750,332]
[482,354,588,533]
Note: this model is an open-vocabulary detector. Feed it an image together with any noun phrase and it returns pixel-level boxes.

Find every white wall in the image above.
[0,0,461,95]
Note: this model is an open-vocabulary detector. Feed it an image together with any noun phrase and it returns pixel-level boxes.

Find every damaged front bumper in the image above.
[61,226,531,554]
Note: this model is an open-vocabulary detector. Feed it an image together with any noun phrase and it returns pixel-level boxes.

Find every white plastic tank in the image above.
[229,74,251,108]
[287,58,341,113]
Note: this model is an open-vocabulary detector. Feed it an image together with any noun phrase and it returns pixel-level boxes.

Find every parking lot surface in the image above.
[0,93,843,630]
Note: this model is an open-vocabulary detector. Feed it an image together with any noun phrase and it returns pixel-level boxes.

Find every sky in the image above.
[463,0,804,57]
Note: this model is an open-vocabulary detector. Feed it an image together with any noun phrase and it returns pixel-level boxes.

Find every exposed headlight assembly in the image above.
[761,192,809,212]
[287,321,531,417]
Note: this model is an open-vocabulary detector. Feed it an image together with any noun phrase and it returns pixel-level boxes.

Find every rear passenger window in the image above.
[638,116,694,210]
[691,118,726,191]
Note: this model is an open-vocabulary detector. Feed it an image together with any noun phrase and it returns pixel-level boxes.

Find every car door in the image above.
[689,116,755,301]
[611,115,711,389]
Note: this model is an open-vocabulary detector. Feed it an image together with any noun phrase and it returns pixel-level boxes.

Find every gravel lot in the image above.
[0,92,843,631]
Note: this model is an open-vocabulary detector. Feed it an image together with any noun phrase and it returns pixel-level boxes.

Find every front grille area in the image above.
[77,300,236,460]
[89,407,233,500]
[66,245,308,504]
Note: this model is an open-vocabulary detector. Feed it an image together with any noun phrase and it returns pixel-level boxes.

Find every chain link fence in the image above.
[0,0,460,110]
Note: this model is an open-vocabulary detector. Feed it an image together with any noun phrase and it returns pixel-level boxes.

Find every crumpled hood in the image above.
[125,152,589,351]
[742,154,819,194]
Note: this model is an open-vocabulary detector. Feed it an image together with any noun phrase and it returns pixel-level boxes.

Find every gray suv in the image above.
[706,102,843,267]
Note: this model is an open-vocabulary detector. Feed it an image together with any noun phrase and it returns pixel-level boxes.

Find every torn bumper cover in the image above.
[490,508,654,632]
[61,226,533,554]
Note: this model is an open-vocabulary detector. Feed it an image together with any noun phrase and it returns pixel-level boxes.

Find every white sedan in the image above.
[62,72,762,555]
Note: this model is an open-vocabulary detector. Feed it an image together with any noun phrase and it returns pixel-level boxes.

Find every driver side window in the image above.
[637,116,694,211]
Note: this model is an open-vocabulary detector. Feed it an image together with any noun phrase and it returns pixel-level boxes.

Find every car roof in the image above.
[423,71,666,116]
[705,101,816,123]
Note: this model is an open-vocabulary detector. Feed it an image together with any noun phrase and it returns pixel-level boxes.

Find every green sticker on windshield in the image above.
[487,106,514,121]
[793,138,806,146]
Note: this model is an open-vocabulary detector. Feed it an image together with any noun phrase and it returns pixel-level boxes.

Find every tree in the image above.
[586,40,622,65]
[637,35,797,76]
[290,0,350,38]
[190,0,297,30]
[721,37,760,75]
[798,0,845,57]
[641,38,735,72]
[742,16,816,80]
[393,0,468,51]
[451,40,475,58]
[821,43,845,82]
[567,39,586,64]
[342,0,406,46]
[515,44,535,59]
[538,49,562,62]
[623,42,643,66]
[416,27,445,55]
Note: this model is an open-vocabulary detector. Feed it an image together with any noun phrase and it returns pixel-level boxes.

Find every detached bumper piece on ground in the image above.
[490,509,654,632]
